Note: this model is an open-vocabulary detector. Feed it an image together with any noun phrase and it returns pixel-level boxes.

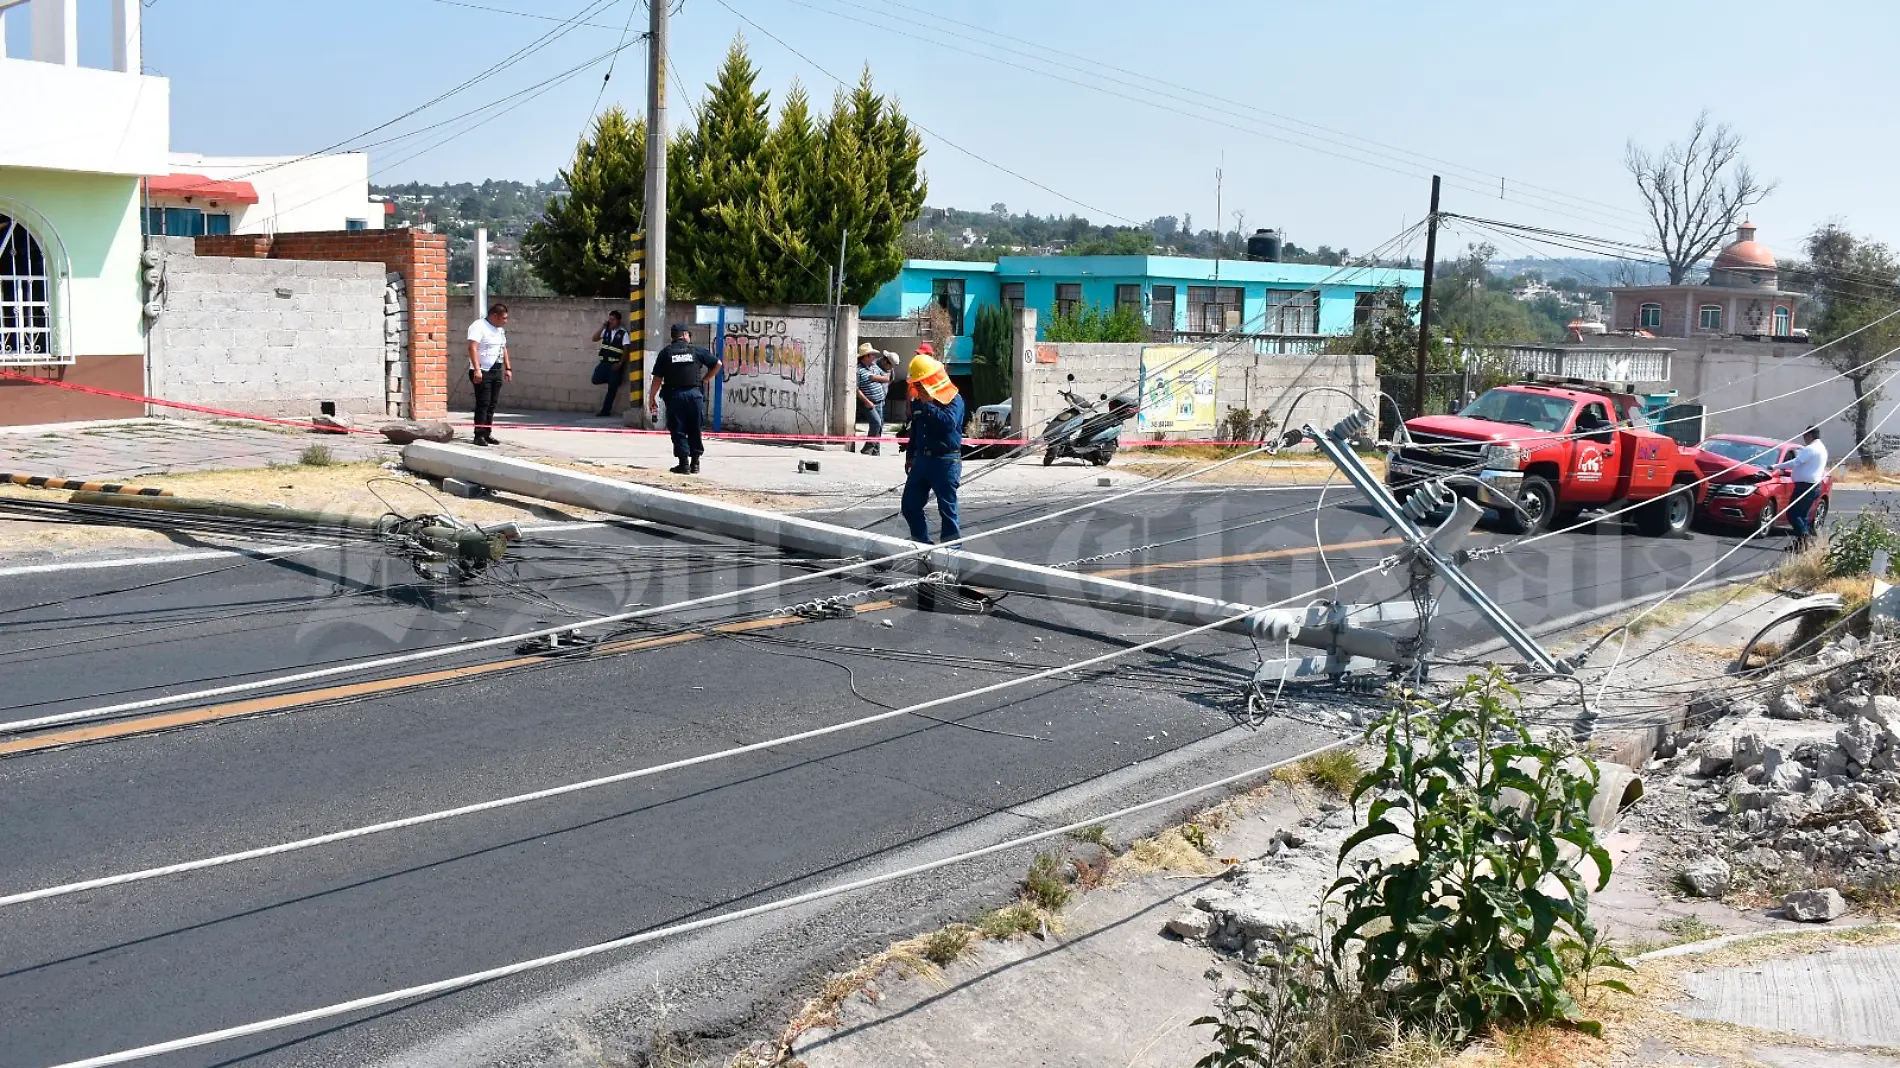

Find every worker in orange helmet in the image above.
[899,343,965,544]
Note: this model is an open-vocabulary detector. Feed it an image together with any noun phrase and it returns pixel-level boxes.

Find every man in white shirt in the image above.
[466,303,513,446]
[1773,425,1829,542]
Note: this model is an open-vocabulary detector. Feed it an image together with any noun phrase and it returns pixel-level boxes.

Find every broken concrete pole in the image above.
[381,421,456,445]
[1680,856,1731,898]
[398,442,1404,657]
[1783,887,1848,922]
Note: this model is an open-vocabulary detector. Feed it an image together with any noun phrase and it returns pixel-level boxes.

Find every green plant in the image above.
[1067,823,1111,848]
[1824,506,1900,579]
[298,444,335,467]
[1042,300,1147,342]
[1180,822,1213,855]
[1218,406,1277,445]
[1194,941,1398,1068]
[1328,668,1623,1040]
[1023,850,1072,911]
[970,302,1014,406]
[920,925,972,965]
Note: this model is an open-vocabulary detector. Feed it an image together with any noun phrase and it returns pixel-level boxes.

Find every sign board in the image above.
[628,262,641,286]
[696,305,746,326]
[1135,344,1220,434]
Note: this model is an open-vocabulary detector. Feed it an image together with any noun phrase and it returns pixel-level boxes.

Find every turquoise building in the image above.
[862,255,1425,368]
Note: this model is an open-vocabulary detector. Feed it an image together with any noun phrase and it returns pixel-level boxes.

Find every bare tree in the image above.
[1625,111,1775,284]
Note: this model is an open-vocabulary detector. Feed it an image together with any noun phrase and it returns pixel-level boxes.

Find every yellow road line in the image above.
[1087,537,1404,579]
[1,601,897,757]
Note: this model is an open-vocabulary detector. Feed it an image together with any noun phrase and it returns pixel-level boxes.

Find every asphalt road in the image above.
[0,482,1869,1068]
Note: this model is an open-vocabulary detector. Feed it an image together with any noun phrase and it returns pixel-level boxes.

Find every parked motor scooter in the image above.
[1042,375,1139,466]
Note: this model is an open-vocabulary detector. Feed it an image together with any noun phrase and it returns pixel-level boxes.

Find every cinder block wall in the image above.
[147,238,386,417]
[448,298,846,435]
[1024,341,1375,440]
[198,229,450,419]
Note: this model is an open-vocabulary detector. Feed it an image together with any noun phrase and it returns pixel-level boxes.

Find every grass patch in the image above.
[1276,750,1364,795]
[1066,823,1111,848]
[1180,821,1214,855]
[1658,915,1720,943]
[297,444,337,467]
[919,925,972,966]
[1115,827,1224,877]
[1022,851,1072,912]
[977,903,1042,940]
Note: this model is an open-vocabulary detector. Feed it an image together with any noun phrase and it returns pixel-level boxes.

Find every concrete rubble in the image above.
[1160,802,1357,963]
[1636,635,1900,922]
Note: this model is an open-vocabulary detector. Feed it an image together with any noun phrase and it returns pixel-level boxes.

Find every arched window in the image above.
[1639,303,1662,330]
[0,213,53,360]
[1699,305,1722,330]
[1774,306,1791,336]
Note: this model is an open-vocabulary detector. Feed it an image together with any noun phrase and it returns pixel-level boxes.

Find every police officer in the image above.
[648,323,721,474]
[899,344,965,543]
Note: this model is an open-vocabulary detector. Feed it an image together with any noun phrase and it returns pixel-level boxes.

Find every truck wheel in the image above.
[1500,475,1556,536]
[1636,484,1694,537]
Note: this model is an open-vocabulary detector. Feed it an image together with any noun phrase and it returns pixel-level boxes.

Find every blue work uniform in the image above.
[901,394,965,544]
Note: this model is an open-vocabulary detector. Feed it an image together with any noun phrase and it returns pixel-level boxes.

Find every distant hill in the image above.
[371,180,564,294]
[1490,255,1670,288]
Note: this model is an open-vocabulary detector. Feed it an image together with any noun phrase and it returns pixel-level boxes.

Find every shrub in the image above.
[977,903,1040,940]
[298,444,336,467]
[920,925,972,965]
[1328,668,1628,1039]
[1042,300,1147,343]
[1825,505,1900,579]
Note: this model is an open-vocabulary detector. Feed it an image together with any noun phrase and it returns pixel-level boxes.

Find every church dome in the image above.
[1712,221,1775,271]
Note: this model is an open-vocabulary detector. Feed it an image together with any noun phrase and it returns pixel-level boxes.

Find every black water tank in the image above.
[1245,228,1282,262]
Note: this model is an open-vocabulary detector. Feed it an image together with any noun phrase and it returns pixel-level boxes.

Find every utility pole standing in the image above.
[1412,175,1441,419]
[642,0,669,396]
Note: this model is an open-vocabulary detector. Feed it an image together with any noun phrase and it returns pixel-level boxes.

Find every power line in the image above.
[587,0,640,120]
[712,0,1140,225]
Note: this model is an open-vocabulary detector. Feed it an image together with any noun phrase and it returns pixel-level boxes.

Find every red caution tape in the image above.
[1,370,1287,449]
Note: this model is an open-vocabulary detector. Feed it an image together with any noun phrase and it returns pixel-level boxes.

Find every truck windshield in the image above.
[1700,438,1780,467]
[1458,390,1575,432]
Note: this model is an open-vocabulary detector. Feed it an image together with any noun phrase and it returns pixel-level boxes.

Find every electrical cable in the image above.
[0,561,1384,911]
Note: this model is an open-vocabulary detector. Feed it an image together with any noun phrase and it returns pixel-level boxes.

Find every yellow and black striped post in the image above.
[626,232,646,409]
[4,473,172,496]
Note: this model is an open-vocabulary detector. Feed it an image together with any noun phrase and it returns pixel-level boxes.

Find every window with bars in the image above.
[931,277,967,335]
[1264,289,1318,334]
[1114,283,1141,314]
[0,214,54,362]
[1186,286,1243,332]
[1150,284,1175,331]
[1353,290,1402,329]
[1056,283,1082,318]
[1001,282,1024,311]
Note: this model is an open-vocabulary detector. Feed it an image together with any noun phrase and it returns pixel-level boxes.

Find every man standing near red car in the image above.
[1774,426,1829,546]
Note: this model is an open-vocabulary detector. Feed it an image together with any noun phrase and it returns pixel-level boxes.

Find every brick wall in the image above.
[194,228,450,419]
[149,238,385,416]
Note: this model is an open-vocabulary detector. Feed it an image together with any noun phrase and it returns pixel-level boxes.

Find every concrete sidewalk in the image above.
[0,418,395,479]
[473,409,1155,502]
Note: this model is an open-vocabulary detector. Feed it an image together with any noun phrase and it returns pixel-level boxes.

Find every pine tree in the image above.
[970,302,1013,405]
[673,37,771,303]
[809,70,927,307]
[521,107,647,297]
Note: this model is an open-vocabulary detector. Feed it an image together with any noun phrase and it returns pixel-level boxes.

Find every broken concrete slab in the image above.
[1673,940,1900,1047]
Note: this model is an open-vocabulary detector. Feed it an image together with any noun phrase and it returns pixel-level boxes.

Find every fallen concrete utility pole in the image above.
[66,490,512,579]
[400,442,1407,664]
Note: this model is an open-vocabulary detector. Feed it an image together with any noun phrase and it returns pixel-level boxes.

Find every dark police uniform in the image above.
[656,337,720,468]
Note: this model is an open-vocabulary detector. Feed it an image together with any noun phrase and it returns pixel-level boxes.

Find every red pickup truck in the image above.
[1386,383,1704,536]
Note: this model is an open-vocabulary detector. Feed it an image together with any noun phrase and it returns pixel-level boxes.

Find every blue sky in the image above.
[17,0,1896,265]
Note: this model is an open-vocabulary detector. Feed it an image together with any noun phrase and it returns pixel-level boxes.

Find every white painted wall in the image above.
[164,152,382,234]
[0,60,169,176]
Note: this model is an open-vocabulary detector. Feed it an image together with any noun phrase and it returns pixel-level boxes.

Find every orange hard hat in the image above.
[907,352,957,403]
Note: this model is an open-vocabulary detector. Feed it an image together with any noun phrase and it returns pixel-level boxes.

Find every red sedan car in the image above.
[1694,434,1832,534]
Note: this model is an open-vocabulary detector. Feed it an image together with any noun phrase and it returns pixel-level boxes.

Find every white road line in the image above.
[0,521,631,579]
[0,545,325,579]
